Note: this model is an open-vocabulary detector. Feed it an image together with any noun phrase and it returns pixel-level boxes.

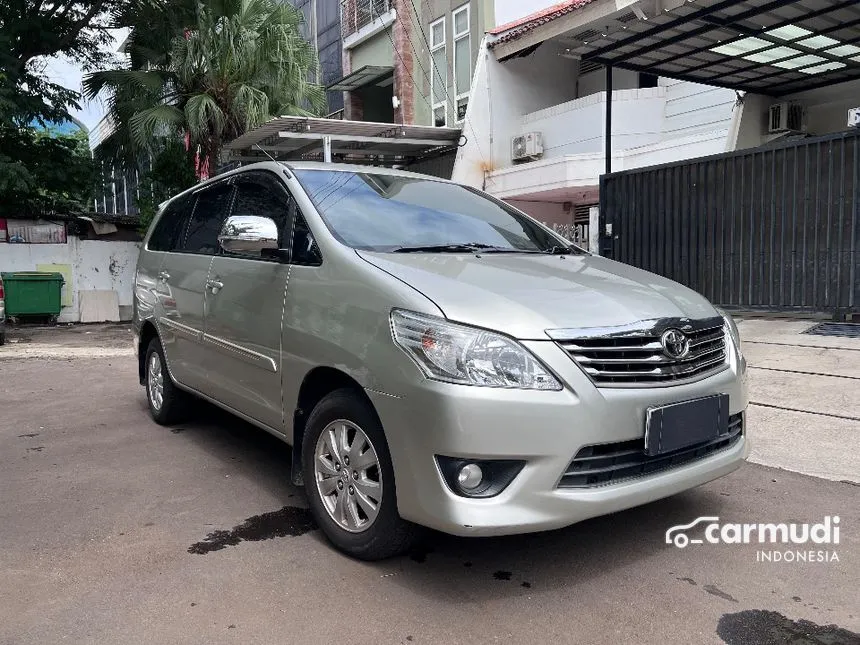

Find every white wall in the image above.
[486,129,730,199]
[659,77,737,140]
[522,87,666,157]
[1,239,140,322]
[453,37,579,188]
[728,79,860,151]
[576,67,639,98]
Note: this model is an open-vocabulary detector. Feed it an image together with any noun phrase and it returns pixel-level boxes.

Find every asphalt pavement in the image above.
[0,323,857,644]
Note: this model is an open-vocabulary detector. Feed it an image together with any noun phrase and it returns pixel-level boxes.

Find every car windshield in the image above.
[293,169,583,254]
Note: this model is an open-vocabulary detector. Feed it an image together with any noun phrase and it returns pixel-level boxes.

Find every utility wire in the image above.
[402,0,493,178]
[384,24,441,123]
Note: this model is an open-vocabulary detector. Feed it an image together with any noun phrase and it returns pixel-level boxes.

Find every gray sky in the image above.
[42,28,129,131]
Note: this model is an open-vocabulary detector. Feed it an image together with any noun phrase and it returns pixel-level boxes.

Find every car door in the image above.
[156,180,234,392]
[202,171,293,431]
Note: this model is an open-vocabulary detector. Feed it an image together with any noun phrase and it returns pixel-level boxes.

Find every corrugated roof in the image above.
[489,0,597,47]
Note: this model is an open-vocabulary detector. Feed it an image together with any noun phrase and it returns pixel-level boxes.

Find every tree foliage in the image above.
[85,0,326,174]
[0,0,114,124]
[0,1,112,215]
[135,139,198,232]
[0,128,95,216]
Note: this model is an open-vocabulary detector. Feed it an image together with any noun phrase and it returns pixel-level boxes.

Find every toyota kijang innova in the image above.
[134,161,749,560]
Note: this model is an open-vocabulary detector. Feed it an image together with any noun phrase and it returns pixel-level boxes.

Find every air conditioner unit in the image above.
[512,132,543,161]
[848,107,860,129]
[768,102,805,134]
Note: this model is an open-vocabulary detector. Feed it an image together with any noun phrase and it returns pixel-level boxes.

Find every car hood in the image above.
[357,251,718,339]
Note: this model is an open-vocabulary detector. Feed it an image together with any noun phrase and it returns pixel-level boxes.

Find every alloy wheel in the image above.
[314,419,383,533]
[148,352,164,411]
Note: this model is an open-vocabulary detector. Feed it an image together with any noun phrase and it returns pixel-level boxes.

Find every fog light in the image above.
[457,463,483,490]
[436,456,525,498]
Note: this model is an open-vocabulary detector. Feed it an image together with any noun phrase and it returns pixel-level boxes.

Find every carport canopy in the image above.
[224,116,462,165]
[491,0,860,96]
[491,0,860,174]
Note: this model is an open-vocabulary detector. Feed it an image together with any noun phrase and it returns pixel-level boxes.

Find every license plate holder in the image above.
[644,394,728,456]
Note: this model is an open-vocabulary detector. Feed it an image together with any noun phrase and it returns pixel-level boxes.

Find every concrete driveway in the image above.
[0,322,858,644]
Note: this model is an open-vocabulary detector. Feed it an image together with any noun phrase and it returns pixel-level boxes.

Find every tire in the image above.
[0,332,5,346]
[302,389,420,560]
[144,337,190,425]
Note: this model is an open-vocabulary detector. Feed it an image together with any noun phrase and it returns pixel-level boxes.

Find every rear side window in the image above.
[181,182,234,255]
[148,195,192,251]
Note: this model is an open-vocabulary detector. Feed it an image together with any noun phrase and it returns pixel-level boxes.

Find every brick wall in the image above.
[392,0,415,124]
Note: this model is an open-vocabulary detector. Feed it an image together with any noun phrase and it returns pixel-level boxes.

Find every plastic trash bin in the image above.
[0,272,65,317]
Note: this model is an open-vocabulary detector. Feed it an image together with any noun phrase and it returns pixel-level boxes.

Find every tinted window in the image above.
[181,183,233,254]
[294,170,577,253]
[232,174,292,248]
[148,195,192,251]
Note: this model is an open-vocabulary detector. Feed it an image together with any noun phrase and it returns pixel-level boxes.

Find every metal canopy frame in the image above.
[498,0,860,97]
[326,64,394,91]
[224,116,463,165]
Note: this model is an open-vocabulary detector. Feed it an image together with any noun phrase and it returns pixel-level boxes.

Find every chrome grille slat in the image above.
[555,318,728,387]
[579,352,726,379]
[573,344,725,365]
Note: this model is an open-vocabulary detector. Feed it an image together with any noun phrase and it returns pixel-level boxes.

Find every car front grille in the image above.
[554,318,728,387]
[558,412,744,488]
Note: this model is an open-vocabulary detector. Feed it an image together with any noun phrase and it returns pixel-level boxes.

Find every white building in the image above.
[453,0,860,245]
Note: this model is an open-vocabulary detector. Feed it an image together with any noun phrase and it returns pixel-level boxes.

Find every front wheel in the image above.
[302,389,419,560]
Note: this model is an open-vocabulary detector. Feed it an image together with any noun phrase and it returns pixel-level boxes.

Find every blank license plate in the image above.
[644,394,728,456]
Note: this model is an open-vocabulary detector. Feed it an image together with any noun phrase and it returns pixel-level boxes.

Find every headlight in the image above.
[390,309,562,390]
[715,307,746,372]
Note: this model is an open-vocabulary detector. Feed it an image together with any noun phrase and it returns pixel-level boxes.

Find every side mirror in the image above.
[218,215,279,257]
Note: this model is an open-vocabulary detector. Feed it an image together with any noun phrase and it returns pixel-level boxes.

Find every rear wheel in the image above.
[144,337,190,425]
[302,389,419,560]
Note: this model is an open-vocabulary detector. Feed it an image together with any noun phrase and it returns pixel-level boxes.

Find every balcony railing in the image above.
[341,0,392,39]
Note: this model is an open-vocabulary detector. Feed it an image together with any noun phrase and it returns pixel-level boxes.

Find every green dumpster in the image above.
[0,272,65,317]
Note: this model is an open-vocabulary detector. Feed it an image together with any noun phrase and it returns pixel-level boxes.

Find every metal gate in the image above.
[599,130,860,318]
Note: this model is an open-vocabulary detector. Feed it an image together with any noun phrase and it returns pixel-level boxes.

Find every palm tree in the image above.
[85,0,325,174]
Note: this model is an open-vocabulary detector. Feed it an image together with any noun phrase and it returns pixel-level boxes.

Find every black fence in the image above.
[599,130,860,318]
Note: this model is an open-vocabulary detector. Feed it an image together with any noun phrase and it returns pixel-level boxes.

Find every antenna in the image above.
[253,143,279,163]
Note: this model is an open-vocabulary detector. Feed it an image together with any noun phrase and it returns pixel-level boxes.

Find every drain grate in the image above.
[803,322,860,338]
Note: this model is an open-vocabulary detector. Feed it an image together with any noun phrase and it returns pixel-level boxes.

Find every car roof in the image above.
[159,161,452,211]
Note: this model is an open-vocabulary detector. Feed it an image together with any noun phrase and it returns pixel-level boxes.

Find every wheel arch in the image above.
[290,366,379,486]
[138,320,160,385]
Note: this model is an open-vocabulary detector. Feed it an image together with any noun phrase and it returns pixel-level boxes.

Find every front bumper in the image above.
[368,339,749,537]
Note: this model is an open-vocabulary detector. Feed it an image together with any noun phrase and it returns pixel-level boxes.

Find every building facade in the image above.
[288,0,346,116]
[452,0,860,247]
[334,0,493,126]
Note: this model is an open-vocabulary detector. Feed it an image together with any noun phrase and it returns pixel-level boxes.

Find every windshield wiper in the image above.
[545,245,575,255]
[392,243,538,254]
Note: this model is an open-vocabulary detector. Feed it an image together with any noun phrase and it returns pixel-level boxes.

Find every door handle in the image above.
[206,279,224,294]
[158,271,170,282]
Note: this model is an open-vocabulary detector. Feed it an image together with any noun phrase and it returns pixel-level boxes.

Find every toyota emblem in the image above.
[661,329,690,359]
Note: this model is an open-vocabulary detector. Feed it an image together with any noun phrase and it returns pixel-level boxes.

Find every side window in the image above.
[148,195,192,251]
[231,175,292,253]
[290,211,322,266]
[181,182,233,255]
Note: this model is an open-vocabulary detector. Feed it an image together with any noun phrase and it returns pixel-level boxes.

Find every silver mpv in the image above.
[134,161,749,559]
